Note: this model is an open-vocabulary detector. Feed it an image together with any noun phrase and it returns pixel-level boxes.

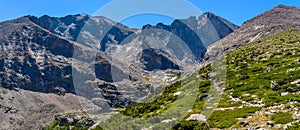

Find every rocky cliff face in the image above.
[205,5,300,62]
[142,12,238,62]
[29,14,137,51]
[0,17,74,93]
[141,48,180,71]
[0,16,135,93]
[0,16,137,129]
[28,13,237,70]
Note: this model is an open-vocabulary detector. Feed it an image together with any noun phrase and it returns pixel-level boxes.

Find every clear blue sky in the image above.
[0,0,300,28]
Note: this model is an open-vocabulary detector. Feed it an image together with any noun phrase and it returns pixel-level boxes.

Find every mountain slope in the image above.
[94,30,300,130]
[205,5,300,62]
[0,16,135,93]
[29,14,137,51]
[0,16,137,129]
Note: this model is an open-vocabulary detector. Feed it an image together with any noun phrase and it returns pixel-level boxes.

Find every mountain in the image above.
[205,5,300,62]
[0,12,236,129]
[93,5,300,130]
[0,16,136,93]
[142,12,238,62]
[29,13,237,70]
[29,14,137,51]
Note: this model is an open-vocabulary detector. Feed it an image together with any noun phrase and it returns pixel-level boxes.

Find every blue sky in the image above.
[0,0,300,28]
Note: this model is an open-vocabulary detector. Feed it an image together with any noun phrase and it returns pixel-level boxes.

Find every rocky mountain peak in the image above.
[243,4,300,26]
[205,5,300,62]
[141,13,237,62]
[203,12,217,18]
[275,4,297,9]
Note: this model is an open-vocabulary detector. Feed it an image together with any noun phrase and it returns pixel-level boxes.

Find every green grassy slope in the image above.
[181,29,300,129]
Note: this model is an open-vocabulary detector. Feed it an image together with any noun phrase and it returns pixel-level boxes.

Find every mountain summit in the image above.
[205,5,300,62]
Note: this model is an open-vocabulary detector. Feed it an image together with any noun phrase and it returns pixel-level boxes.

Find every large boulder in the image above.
[291,79,300,87]
[186,114,206,122]
[270,81,281,91]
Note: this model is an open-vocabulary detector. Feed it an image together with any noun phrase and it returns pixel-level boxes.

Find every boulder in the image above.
[266,121,274,127]
[270,81,281,91]
[280,92,289,96]
[287,87,296,93]
[291,79,300,87]
[274,124,282,129]
[199,93,209,100]
[186,114,206,122]
[270,109,276,113]
[173,91,182,96]
[240,121,249,127]
[76,118,94,127]
[54,86,66,96]
[278,104,285,109]
[265,67,271,72]
[58,117,73,126]
[293,112,300,119]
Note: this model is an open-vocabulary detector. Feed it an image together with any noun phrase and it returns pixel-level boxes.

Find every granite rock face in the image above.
[141,48,180,71]
[0,16,132,93]
[142,12,238,62]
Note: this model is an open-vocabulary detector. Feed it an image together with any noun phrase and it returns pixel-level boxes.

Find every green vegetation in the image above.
[207,107,261,128]
[172,120,209,130]
[43,114,93,130]
[44,120,90,130]
[44,120,60,130]
[225,30,300,105]
[271,112,294,124]
[287,125,300,130]
[217,95,242,108]
[93,126,105,130]
[120,66,213,118]
[121,81,183,118]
